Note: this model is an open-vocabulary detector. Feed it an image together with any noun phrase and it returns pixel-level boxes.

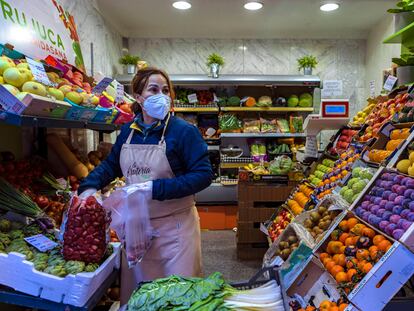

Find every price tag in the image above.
[305,135,318,158]
[26,57,53,86]
[0,84,26,115]
[408,84,414,100]
[92,77,113,95]
[187,93,198,104]
[260,223,269,236]
[115,81,124,103]
[24,234,58,252]
[369,80,376,97]
[383,75,398,92]
[213,93,219,103]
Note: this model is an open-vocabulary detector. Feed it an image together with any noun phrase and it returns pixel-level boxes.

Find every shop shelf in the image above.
[220,132,306,138]
[383,21,414,44]
[174,107,219,112]
[0,111,121,131]
[116,74,321,87]
[220,107,314,112]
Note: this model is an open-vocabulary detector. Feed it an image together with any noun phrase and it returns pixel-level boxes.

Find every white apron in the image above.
[119,115,202,305]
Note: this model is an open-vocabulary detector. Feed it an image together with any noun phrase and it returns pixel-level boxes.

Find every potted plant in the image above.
[297,55,318,75]
[119,54,140,75]
[388,0,414,31]
[206,53,225,78]
[392,47,414,85]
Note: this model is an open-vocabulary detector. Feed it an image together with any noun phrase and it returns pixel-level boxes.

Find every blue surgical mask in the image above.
[142,94,171,120]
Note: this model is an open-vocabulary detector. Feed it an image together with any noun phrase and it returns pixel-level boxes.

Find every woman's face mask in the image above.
[141,93,171,120]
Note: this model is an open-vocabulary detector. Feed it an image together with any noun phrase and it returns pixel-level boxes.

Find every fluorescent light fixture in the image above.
[320,2,339,11]
[173,1,191,10]
[244,1,263,11]
[239,46,247,51]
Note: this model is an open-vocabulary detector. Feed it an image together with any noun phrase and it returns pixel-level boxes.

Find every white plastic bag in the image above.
[103,183,154,267]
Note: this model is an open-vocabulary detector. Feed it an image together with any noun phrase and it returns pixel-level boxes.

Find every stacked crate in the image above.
[237,181,297,260]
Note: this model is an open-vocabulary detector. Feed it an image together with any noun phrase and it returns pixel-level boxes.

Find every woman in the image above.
[78,67,213,304]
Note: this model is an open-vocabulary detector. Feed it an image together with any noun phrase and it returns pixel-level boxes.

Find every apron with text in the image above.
[119,116,202,304]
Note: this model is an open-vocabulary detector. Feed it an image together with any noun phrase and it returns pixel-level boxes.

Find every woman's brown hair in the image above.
[131,67,175,114]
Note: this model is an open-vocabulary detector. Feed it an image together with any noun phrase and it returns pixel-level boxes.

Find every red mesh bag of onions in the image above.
[62,196,111,263]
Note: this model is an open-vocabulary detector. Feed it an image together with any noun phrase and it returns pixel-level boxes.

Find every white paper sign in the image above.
[321,80,343,97]
[26,57,53,86]
[187,93,198,104]
[369,80,376,97]
[383,75,398,92]
[0,84,26,115]
[305,135,318,158]
[92,77,113,95]
[24,234,58,252]
[115,81,124,103]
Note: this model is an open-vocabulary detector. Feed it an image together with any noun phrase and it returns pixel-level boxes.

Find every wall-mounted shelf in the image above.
[383,21,414,44]
[116,74,321,87]
[174,107,218,113]
[220,107,313,112]
[220,133,306,138]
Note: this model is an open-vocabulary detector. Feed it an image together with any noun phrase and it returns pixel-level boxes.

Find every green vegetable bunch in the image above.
[207,53,225,67]
[388,0,414,13]
[64,260,85,275]
[392,47,414,66]
[297,55,318,71]
[119,54,140,65]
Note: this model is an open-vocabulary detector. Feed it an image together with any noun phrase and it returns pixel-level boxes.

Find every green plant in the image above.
[297,55,318,71]
[392,47,414,66]
[119,54,140,65]
[387,0,414,13]
[207,53,225,67]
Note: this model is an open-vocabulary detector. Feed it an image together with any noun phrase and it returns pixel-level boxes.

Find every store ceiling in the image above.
[95,0,392,39]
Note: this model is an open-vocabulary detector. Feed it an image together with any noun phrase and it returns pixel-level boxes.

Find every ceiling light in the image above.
[173,1,191,10]
[244,1,263,11]
[239,46,247,51]
[320,2,339,12]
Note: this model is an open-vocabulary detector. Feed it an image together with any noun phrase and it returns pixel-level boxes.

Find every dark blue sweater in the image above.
[78,114,213,201]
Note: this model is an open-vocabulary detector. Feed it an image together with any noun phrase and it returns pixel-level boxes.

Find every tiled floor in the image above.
[201,230,262,282]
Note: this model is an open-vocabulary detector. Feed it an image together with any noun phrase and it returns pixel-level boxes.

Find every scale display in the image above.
[321,100,349,118]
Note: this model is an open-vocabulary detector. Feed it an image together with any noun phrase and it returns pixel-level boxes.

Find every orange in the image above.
[305,306,316,311]
[329,306,339,311]
[341,170,348,177]
[340,245,346,254]
[323,257,333,266]
[369,245,379,260]
[330,265,344,276]
[347,218,359,230]
[320,252,330,261]
[356,249,370,261]
[335,271,348,283]
[350,223,366,235]
[320,300,332,310]
[373,235,385,246]
[338,220,348,231]
[347,268,358,281]
[377,240,392,252]
[345,236,355,246]
[362,262,373,274]
[339,233,349,244]
[326,261,336,273]
[346,257,358,269]
[339,304,348,311]
[362,227,375,239]
[352,235,360,245]
[357,260,367,271]
[333,254,346,267]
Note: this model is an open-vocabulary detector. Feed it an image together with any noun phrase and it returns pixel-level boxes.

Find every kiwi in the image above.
[310,212,321,223]
[304,219,313,228]
[322,211,329,217]
[318,206,327,214]
[274,248,281,256]
[280,248,291,260]
[279,241,290,250]
[287,235,298,244]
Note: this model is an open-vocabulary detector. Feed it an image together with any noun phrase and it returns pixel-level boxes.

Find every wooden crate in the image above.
[237,242,268,260]
[238,207,275,222]
[237,221,268,244]
[238,181,297,205]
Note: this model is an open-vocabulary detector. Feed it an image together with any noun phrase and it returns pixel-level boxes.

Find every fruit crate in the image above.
[313,211,414,311]
[238,180,297,204]
[236,221,268,244]
[265,205,294,243]
[352,168,414,253]
[324,126,360,158]
[360,122,414,167]
[287,257,357,311]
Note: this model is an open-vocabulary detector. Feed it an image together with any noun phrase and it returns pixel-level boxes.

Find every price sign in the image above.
[321,80,343,97]
[0,84,26,115]
[369,80,376,97]
[187,93,198,104]
[305,135,318,158]
[24,234,58,252]
[115,81,124,103]
[383,75,398,92]
[26,57,53,86]
[92,77,113,95]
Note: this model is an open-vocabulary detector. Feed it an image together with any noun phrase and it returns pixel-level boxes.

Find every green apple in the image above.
[47,87,64,101]
[16,62,30,70]
[59,84,72,94]
[2,84,19,96]
[47,72,59,83]
[22,81,47,97]
[3,67,26,88]
[0,56,15,75]
[66,91,83,104]
[18,68,33,83]
[15,92,29,101]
